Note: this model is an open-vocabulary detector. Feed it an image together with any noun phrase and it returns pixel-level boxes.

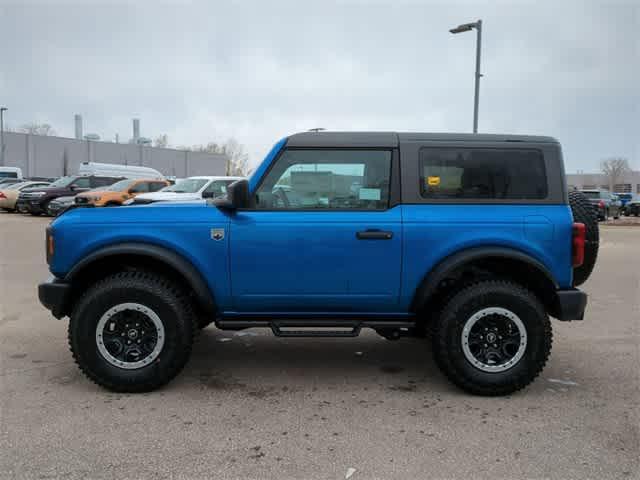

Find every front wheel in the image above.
[44,201,56,217]
[69,272,196,392]
[432,280,552,396]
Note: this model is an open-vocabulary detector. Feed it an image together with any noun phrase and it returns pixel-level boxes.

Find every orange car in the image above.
[74,178,170,207]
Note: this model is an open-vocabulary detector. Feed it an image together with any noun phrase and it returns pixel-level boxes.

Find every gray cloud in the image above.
[0,0,637,171]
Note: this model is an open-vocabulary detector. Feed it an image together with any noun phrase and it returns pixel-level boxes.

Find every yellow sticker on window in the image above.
[427,176,441,186]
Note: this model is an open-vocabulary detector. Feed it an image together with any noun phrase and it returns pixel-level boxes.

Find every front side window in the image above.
[73,177,91,188]
[203,180,234,198]
[92,177,119,187]
[106,179,136,191]
[255,149,392,210]
[148,181,167,192]
[420,148,547,200]
[163,178,208,193]
[49,176,74,188]
[129,182,150,194]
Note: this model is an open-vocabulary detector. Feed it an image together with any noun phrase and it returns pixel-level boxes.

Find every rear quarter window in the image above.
[419,148,547,200]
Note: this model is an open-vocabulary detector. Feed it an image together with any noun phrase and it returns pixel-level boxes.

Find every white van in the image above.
[0,167,23,180]
[78,162,164,180]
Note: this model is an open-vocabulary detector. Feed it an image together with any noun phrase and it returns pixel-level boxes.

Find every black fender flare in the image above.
[410,246,559,313]
[66,243,217,315]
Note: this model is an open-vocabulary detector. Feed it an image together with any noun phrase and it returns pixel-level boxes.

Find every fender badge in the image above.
[211,228,225,241]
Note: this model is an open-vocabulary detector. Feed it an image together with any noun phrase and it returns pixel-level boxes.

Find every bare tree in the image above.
[193,138,249,176]
[19,122,57,136]
[600,157,631,191]
[154,134,169,148]
[221,138,249,176]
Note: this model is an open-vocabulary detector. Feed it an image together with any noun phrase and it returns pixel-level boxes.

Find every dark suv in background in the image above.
[18,175,122,216]
[579,189,621,221]
[623,195,640,216]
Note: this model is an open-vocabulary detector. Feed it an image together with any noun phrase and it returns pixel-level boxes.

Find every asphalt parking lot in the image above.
[0,213,638,479]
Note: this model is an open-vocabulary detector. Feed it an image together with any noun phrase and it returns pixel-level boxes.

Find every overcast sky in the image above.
[1,0,638,172]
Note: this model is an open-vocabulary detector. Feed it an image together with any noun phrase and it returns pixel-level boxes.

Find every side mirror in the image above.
[201,190,214,199]
[212,179,249,210]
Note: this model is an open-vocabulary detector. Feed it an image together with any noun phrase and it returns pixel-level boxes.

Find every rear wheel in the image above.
[568,191,599,286]
[432,280,552,396]
[69,272,196,392]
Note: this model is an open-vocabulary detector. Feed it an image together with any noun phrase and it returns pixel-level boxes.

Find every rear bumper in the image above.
[38,276,71,319]
[553,288,587,321]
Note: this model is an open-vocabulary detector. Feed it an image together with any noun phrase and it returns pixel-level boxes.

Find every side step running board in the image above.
[216,319,415,338]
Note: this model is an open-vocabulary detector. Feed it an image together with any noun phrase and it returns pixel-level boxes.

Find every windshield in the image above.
[49,176,75,188]
[0,172,18,178]
[581,191,601,199]
[162,178,208,193]
[105,179,136,191]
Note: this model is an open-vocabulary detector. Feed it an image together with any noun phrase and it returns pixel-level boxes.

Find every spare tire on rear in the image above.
[569,190,599,286]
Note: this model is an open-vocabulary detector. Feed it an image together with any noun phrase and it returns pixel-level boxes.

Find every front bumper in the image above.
[553,288,587,321]
[27,199,45,214]
[38,277,71,319]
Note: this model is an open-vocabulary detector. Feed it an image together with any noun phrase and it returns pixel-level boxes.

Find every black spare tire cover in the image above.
[569,190,599,286]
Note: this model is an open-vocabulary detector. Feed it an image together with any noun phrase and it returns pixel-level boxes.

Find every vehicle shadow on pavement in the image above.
[182,328,453,394]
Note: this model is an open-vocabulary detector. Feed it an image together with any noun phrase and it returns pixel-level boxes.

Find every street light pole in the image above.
[450,20,483,133]
[472,20,482,134]
[0,107,7,167]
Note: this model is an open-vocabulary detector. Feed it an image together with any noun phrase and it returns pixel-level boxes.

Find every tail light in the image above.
[0,192,6,199]
[598,200,605,209]
[572,222,585,267]
[46,227,54,264]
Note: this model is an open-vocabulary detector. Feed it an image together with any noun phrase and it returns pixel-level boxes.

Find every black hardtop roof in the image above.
[287,131,559,148]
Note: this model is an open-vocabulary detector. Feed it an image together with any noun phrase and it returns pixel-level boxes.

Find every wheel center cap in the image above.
[127,329,139,340]
[486,332,497,343]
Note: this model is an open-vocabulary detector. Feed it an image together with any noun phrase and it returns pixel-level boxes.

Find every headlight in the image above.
[31,191,46,197]
[122,199,134,205]
[92,196,101,202]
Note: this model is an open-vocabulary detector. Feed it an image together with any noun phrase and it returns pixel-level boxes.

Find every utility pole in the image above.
[0,107,7,166]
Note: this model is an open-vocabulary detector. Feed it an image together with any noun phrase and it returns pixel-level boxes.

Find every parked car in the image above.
[78,162,164,180]
[0,178,23,188]
[615,192,634,208]
[46,195,77,217]
[579,189,620,220]
[0,166,23,181]
[0,181,51,212]
[624,196,640,216]
[74,178,170,207]
[129,176,243,205]
[39,132,597,396]
[18,175,123,216]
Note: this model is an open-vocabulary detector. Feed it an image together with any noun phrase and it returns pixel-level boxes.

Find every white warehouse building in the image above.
[566,171,640,194]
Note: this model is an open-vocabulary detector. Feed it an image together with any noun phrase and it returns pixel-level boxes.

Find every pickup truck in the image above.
[38,132,599,396]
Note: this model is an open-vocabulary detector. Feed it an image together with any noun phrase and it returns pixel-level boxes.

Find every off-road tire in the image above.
[432,280,552,396]
[69,272,197,392]
[568,190,599,286]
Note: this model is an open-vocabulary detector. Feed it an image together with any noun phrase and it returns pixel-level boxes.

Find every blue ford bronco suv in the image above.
[39,132,599,396]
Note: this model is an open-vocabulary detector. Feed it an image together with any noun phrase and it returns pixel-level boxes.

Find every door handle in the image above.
[356,229,393,240]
